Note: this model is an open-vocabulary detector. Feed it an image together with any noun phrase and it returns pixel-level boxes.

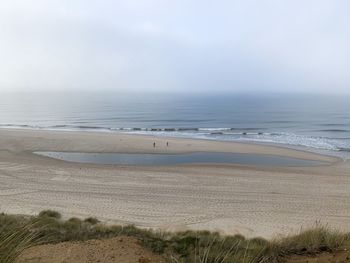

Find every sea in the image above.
[1,92,349,159]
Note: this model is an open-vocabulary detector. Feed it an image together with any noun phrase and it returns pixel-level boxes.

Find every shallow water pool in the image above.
[34,151,328,167]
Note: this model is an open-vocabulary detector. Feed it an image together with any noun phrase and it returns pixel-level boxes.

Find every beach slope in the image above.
[0,128,349,238]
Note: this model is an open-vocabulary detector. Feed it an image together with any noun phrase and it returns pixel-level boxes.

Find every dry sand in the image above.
[16,236,165,263]
[0,128,349,238]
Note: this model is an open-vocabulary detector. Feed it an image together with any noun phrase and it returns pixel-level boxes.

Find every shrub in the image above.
[84,217,100,225]
[38,210,61,219]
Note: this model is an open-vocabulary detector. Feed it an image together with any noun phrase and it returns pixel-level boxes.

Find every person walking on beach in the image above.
[166,142,169,147]
[153,142,156,148]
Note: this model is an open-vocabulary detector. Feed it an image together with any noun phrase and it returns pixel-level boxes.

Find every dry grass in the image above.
[270,222,350,257]
[0,220,43,263]
[0,211,349,263]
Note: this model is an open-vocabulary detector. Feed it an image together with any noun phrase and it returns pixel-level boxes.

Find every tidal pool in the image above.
[34,151,328,167]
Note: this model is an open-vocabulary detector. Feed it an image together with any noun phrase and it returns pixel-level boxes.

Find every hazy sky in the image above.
[0,0,349,94]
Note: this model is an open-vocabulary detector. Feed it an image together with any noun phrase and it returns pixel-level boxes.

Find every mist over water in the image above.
[1,92,349,157]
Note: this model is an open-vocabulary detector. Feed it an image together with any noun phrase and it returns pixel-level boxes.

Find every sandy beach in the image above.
[0,128,349,238]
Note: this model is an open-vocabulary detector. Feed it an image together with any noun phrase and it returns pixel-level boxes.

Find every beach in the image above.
[0,128,349,238]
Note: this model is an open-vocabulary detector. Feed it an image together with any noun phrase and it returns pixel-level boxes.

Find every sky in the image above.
[0,0,349,94]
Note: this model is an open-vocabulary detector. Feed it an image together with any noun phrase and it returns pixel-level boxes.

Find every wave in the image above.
[0,124,33,128]
[339,148,350,152]
[265,120,294,124]
[317,129,350,132]
[321,123,349,127]
[235,133,347,151]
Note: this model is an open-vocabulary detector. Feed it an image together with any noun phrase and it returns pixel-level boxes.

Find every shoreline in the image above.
[1,126,348,161]
[0,128,349,238]
[0,127,341,163]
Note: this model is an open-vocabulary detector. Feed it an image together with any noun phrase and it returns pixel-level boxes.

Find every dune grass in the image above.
[0,217,44,263]
[0,211,349,263]
[270,222,350,256]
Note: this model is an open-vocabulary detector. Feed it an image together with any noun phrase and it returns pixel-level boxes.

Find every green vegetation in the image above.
[271,223,350,256]
[0,211,349,263]
[0,216,43,263]
[38,210,62,219]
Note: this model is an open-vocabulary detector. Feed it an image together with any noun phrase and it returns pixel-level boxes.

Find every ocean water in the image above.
[1,92,349,158]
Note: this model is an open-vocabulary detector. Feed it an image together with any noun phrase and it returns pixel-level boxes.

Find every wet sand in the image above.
[0,128,349,238]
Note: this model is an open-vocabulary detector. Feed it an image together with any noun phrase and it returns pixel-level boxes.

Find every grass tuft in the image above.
[84,217,99,225]
[38,210,61,219]
[0,221,44,263]
[270,223,349,258]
